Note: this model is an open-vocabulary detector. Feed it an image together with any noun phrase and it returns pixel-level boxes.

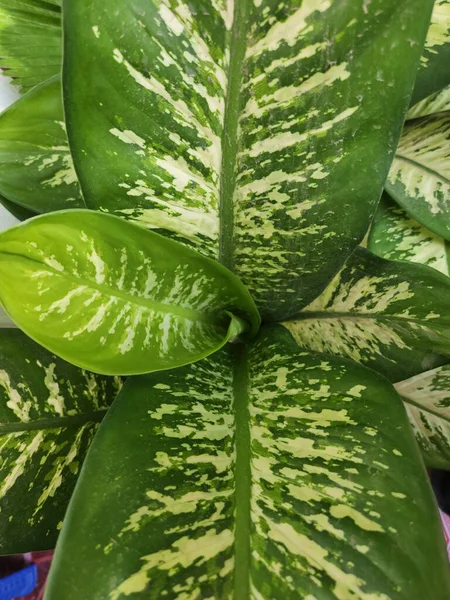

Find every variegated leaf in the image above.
[0,327,121,554]
[395,365,450,469]
[0,210,260,376]
[0,76,84,214]
[62,0,432,321]
[282,247,450,382]
[0,0,61,92]
[412,0,450,105]
[408,84,450,119]
[368,193,450,275]
[45,327,450,599]
[386,112,450,241]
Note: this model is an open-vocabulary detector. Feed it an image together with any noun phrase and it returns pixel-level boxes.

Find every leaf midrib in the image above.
[287,310,447,326]
[233,343,251,600]
[0,250,223,325]
[0,409,107,434]
[220,5,252,597]
[218,0,250,270]
[394,153,450,186]
[400,395,450,424]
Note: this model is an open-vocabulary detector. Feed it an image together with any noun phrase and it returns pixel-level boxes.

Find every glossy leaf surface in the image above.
[386,112,450,240]
[0,0,61,92]
[0,210,259,375]
[0,76,84,214]
[282,247,450,381]
[45,327,450,599]
[411,0,450,105]
[395,365,450,470]
[0,328,121,554]
[63,0,432,320]
[368,194,450,276]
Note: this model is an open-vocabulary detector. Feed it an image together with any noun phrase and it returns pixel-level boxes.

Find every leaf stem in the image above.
[0,410,107,433]
[219,0,250,270]
[232,343,251,599]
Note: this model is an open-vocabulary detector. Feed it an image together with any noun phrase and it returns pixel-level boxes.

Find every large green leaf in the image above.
[385,112,450,240]
[0,210,260,375]
[0,0,62,92]
[368,193,450,276]
[411,0,450,105]
[282,247,450,381]
[45,327,450,599]
[0,76,84,214]
[0,327,121,554]
[408,84,450,119]
[62,0,432,321]
[395,365,450,470]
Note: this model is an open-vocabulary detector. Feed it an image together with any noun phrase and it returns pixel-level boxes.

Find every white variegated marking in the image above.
[246,0,333,58]
[0,431,45,499]
[0,369,32,422]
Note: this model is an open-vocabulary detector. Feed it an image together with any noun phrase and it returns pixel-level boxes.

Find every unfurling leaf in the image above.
[0,210,260,375]
[0,328,121,554]
[0,76,84,214]
[282,247,450,381]
[62,0,433,320]
[45,328,450,600]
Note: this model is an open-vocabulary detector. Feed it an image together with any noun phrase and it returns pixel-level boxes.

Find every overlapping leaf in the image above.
[368,194,450,275]
[411,0,450,105]
[386,112,450,240]
[0,193,35,221]
[0,328,121,554]
[0,210,259,375]
[45,327,450,599]
[408,84,450,120]
[0,76,84,214]
[62,0,432,320]
[0,0,62,92]
[282,247,450,381]
[395,365,450,470]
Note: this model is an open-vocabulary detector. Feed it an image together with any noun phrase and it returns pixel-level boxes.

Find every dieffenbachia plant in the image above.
[0,327,122,554]
[0,0,62,92]
[385,0,450,241]
[1,0,450,598]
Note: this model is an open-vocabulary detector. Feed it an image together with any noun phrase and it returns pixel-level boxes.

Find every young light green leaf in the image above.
[368,193,450,275]
[408,84,450,119]
[282,247,450,381]
[411,0,450,105]
[45,327,450,600]
[0,0,61,92]
[0,76,84,214]
[395,365,450,470]
[62,0,433,320]
[0,210,260,376]
[385,112,450,241]
[0,328,121,554]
